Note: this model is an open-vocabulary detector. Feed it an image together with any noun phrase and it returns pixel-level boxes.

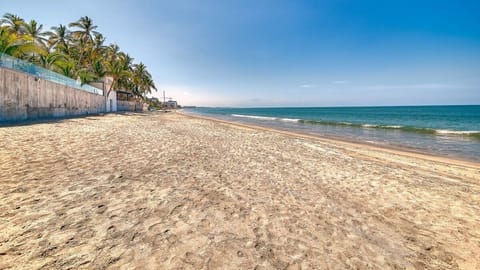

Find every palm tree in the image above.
[0,27,39,57]
[22,20,48,63]
[1,13,25,35]
[104,52,136,97]
[68,16,98,44]
[23,20,47,48]
[0,27,20,55]
[77,68,97,85]
[68,16,99,68]
[54,57,77,78]
[38,51,64,69]
[1,14,28,58]
[85,33,106,69]
[45,24,70,52]
[93,33,105,50]
[105,43,120,61]
[131,62,157,98]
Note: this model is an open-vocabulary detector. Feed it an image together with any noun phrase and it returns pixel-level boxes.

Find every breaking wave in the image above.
[231,114,480,139]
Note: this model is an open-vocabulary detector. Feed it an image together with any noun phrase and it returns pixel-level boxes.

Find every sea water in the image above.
[186,105,480,162]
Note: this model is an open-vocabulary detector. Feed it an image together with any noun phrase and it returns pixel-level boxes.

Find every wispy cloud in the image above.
[362,83,456,90]
[300,84,316,88]
[333,80,349,84]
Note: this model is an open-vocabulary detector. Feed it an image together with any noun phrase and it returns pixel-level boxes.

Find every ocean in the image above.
[185,105,480,162]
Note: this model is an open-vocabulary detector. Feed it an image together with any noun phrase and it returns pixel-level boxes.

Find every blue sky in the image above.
[3,0,480,106]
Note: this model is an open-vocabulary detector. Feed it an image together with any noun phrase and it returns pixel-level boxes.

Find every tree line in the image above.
[0,13,156,99]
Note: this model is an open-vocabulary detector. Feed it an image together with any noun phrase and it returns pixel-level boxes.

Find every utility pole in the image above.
[163,90,166,104]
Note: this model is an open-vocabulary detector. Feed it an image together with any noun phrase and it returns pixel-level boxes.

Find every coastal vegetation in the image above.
[0,13,156,99]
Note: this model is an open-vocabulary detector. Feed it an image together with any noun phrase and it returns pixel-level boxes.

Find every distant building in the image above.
[164,99,178,108]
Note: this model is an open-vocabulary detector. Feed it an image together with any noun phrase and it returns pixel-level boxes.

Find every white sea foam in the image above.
[231,114,277,121]
[362,124,378,128]
[280,118,301,122]
[384,125,403,129]
[435,130,480,135]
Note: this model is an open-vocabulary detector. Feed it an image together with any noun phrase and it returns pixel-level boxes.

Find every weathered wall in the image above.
[117,100,144,112]
[0,68,105,122]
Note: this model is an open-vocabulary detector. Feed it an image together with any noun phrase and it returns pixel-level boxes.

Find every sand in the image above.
[0,112,479,269]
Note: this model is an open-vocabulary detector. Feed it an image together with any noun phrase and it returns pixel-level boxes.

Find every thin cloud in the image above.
[363,83,456,90]
[333,80,349,84]
[300,84,316,88]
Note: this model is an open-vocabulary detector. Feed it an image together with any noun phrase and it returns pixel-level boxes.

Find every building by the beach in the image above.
[164,99,178,108]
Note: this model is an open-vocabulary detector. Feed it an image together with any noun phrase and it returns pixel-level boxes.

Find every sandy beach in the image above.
[0,112,479,269]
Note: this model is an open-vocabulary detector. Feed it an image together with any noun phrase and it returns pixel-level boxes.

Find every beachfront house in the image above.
[93,76,146,112]
[90,76,117,113]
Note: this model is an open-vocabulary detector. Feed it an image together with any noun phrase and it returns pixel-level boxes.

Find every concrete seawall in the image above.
[0,67,105,122]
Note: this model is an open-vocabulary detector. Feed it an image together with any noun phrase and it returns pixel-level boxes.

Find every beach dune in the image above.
[0,112,479,269]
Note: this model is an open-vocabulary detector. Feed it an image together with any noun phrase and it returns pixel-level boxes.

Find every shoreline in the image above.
[178,111,480,169]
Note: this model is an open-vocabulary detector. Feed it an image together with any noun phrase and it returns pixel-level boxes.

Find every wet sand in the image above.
[0,112,479,269]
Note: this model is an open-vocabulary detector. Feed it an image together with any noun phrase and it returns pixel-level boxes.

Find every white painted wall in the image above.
[105,90,117,112]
